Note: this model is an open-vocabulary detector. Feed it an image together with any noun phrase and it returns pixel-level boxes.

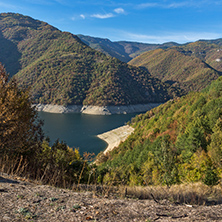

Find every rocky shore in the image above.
[34,103,160,115]
[97,125,134,154]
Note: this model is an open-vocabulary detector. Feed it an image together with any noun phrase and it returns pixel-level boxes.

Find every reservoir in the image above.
[38,112,138,155]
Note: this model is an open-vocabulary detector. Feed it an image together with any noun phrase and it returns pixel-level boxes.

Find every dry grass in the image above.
[1,153,222,206]
[1,174,222,222]
[123,182,222,205]
[0,154,77,189]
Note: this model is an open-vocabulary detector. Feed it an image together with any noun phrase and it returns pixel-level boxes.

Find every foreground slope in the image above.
[97,77,222,186]
[0,13,181,106]
[129,42,222,93]
[1,174,222,222]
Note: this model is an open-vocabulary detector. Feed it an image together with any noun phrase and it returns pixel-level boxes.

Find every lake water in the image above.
[38,112,138,155]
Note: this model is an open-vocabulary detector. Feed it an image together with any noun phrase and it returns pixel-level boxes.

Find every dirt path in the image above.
[1,173,222,221]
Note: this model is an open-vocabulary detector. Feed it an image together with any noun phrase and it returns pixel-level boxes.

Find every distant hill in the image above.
[97,76,222,186]
[201,38,222,46]
[0,13,181,106]
[173,41,222,72]
[78,34,222,66]
[129,41,222,93]
[77,35,131,63]
[78,34,180,63]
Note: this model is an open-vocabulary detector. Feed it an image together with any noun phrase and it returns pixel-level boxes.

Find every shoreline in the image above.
[34,103,160,115]
[97,125,134,155]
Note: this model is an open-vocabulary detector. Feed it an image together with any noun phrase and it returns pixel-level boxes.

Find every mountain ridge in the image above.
[78,34,222,64]
[78,34,181,62]
[128,41,222,93]
[0,13,181,107]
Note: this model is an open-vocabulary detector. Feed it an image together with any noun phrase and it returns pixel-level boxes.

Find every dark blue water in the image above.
[38,112,137,155]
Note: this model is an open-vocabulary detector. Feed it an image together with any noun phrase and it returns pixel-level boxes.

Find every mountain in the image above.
[77,34,132,63]
[78,34,180,63]
[173,41,222,72]
[128,41,222,93]
[97,77,222,186]
[201,38,222,46]
[0,13,181,106]
[78,34,222,65]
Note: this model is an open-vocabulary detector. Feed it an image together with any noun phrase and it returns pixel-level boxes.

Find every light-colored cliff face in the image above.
[34,104,82,113]
[34,103,161,115]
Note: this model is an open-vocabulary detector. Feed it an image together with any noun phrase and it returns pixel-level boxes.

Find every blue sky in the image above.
[0,0,222,43]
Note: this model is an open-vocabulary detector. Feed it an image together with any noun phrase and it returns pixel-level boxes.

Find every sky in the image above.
[0,0,222,44]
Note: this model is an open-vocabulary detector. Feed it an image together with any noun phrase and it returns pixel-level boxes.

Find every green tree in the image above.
[203,166,219,186]
[208,118,222,168]
[160,136,179,186]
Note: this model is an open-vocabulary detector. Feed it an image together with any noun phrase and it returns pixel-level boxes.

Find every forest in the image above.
[96,77,222,186]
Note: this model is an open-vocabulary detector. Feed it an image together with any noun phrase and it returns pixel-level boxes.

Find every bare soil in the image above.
[0,173,222,222]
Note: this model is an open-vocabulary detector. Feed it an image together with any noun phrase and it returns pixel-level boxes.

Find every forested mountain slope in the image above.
[174,41,222,72]
[78,34,180,63]
[97,77,222,186]
[129,41,222,93]
[0,13,181,106]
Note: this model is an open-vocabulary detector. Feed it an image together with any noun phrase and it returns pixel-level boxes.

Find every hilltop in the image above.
[129,41,222,93]
[0,13,181,107]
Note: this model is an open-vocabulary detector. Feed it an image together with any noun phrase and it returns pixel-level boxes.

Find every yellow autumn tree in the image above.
[0,63,43,156]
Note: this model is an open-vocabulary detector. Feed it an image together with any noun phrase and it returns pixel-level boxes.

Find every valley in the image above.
[0,12,222,222]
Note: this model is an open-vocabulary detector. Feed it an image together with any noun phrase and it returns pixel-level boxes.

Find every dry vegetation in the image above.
[1,173,222,222]
[1,151,222,222]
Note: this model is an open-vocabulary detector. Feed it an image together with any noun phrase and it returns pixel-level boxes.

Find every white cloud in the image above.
[91,13,114,19]
[166,2,190,8]
[80,14,85,19]
[89,7,125,20]
[71,14,86,21]
[137,1,207,9]
[114,8,125,14]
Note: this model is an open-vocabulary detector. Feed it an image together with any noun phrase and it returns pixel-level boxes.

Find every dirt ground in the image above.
[0,173,222,222]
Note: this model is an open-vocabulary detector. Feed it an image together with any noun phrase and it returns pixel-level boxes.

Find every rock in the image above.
[33,103,161,115]
[97,125,134,155]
